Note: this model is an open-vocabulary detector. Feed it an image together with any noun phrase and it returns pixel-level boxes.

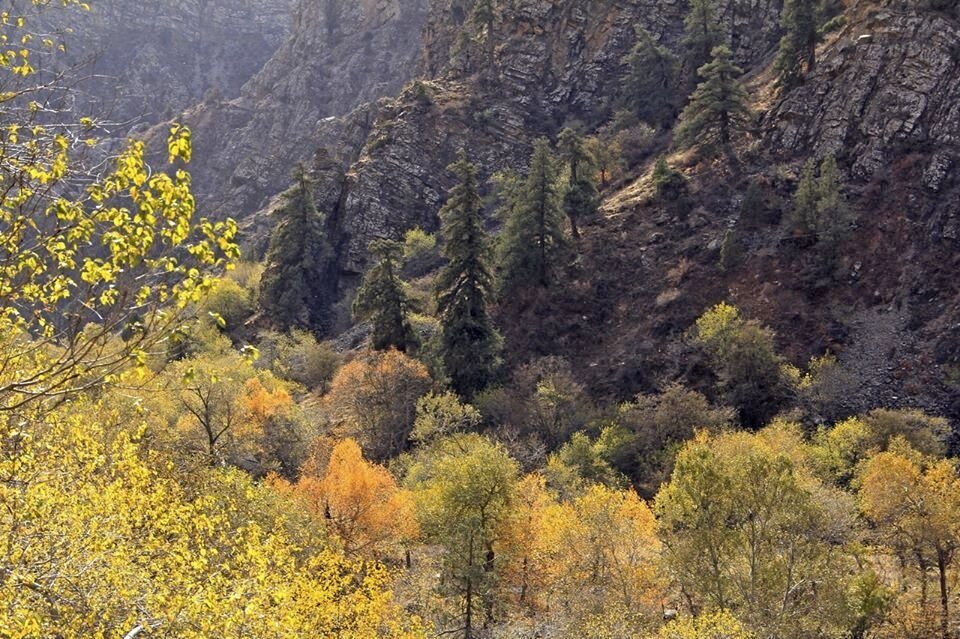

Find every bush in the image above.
[402,227,443,277]
[652,156,688,203]
[200,277,256,331]
[257,330,341,391]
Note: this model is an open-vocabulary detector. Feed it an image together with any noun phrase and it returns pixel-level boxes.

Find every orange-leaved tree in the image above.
[272,439,418,558]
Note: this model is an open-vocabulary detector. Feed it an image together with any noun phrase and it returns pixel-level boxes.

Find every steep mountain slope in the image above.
[61,0,292,126]
[289,0,960,420]
[306,0,784,274]
[567,1,960,417]
[180,0,431,222]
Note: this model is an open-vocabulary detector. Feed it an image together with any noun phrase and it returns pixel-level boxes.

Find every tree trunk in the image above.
[465,576,473,639]
[937,546,950,639]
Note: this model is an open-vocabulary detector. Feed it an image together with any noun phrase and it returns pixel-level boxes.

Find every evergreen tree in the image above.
[557,127,599,240]
[791,159,819,234]
[740,179,768,229]
[436,151,501,398]
[621,27,679,128]
[675,45,751,153]
[497,138,568,296]
[652,155,689,203]
[259,166,337,333]
[471,0,497,67]
[353,239,418,352]
[774,0,819,90]
[813,154,851,257]
[719,228,742,272]
[789,155,852,274]
[682,0,725,77]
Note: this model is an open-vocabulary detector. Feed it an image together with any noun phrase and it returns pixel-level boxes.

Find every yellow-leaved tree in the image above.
[0,398,424,639]
[0,0,238,414]
[859,442,960,639]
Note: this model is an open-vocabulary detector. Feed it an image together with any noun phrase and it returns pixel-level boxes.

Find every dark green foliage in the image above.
[354,239,419,353]
[621,27,679,128]
[652,156,688,203]
[675,45,751,153]
[791,159,819,234]
[436,151,501,398]
[740,179,769,229]
[557,128,599,240]
[775,0,820,89]
[497,139,568,296]
[790,155,852,271]
[718,228,742,272]
[471,0,497,66]
[682,0,725,77]
[259,167,337,334]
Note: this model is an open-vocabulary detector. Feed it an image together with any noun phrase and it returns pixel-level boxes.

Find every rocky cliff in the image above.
[180,0,431,224]
[567,0,960,416]
[310,0,785,273]
[63,0,292,127]
[287,0,960,419]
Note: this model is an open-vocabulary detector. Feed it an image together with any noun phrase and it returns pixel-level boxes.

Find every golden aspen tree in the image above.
[859,443,960,639]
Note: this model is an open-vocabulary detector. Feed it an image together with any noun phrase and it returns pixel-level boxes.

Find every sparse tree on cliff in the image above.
[675,45,751,153]
[621,26,679,128]
[775,0,820,89]
[557,128,599,240]
[260,167,337,333]
[497,139,568,296]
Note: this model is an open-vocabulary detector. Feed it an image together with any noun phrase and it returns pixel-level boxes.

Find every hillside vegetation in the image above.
[3,1,960,639]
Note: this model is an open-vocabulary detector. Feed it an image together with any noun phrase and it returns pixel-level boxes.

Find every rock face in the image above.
[64,0,292,126]
[764,5,960,182]
[317,0,784,273]
[182,0,431,222]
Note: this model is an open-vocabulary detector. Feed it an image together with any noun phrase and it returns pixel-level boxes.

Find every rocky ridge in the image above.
[63,0,292,127]
[180,0,431,224]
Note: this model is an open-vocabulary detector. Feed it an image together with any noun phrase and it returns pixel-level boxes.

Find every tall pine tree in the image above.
[557,127,599,241]
[435,151,500,398]
[675,45,751,153]
[259,166,337,333]
[621,26,679,128]
[774,0,819,89]
[497,138,568,296]
[682,0,725,80]
[354,239,418,352]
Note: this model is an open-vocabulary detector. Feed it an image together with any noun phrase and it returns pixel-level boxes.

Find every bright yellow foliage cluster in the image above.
[0,399,424,639]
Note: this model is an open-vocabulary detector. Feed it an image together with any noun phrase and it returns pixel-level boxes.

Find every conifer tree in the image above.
[436,151,501,398]
[791,155,850,244]
[682,0,725,77]
[774,0,819,89]
[259,166,337,333]
[621,27,679,128]
[740,179,768,229]
[557,128,599,240]
[497,138,568,296]
[675,45,751,153]
[471,0,496,65]
[791,159,819,234]
[718,228,742,272]
[354,239,418,353]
